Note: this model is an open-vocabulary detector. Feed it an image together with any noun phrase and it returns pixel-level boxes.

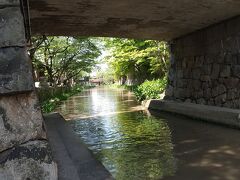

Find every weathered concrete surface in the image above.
[165,16,240,109]
[0,140,58,180]
[0,92,46,152]
[0,47,34,94]
[29,0,240,40]
[44,113,113,180]
[0,0,19,6]
[145,100,240,128]
[0,7,25,47]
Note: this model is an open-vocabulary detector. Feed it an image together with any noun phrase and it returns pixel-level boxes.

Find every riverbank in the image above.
[37,85,95,113]
[109,78,166,101]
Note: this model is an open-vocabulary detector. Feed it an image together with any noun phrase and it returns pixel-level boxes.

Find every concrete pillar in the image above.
[165,16,240,109]
[0,1,57,179]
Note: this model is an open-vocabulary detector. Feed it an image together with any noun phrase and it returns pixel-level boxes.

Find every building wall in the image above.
[165,16,240,109]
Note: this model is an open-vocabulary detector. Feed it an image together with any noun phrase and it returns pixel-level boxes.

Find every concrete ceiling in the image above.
[29,0,240,40]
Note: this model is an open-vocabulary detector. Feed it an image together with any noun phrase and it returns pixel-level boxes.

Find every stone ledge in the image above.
[144,100,240,128]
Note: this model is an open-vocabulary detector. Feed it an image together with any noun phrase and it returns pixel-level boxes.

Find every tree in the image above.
[30,36,101,86]
[102,38,169,85]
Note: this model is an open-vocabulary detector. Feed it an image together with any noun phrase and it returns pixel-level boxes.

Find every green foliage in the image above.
[102,38,169,84]
[39,85,85,113]
[30,36,101,86]
[133,78,167,101]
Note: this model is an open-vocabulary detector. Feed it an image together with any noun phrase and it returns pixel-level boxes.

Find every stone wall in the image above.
[0,1,57,179]
[165,16,240,109]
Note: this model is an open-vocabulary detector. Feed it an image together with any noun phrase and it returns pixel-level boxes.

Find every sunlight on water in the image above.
[56,87,176,179]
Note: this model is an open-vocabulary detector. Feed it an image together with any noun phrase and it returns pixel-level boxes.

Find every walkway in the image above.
[44,113,113,180]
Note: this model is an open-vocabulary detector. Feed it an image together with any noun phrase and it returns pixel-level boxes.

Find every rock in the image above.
[201,64,212,75]
[194,90,203,99]
[0,92,46,152]
[0,7,25,48]
[192,80,201,90]
[0,47,34,94]
[203,88,212,99]
[177,79,188,88]
[227,89,237,100]
[217,54,225,63]
[197,98,206,105]
[211,64,220,79]
[176,70,183,79]
[192,68,201,79]
[200,75,211,82]
[232,65,240,78]
[222,77,239,89]
[0,140,57,180]
[165,85,174,97]
[207,98,215,106]
[184,99,192,103]
[194,56,204,67]
[174,88,186,98]
[220,65,231,77]
[215,93,227,105]
[168,68,175,81]
[212,84,226,97]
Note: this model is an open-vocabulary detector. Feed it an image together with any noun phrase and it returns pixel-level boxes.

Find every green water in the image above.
[56,87,240,180]
[57,87,176,179]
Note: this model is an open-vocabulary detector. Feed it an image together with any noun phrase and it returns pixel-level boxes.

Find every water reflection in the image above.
[56,88,176,179]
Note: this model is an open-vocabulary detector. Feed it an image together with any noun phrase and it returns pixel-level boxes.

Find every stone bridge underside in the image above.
[1,0,240,179]
[29,0,240,40]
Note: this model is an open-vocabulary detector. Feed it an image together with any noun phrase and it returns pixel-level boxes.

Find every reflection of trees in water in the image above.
[64,88,176,179]
[95,112,176,180]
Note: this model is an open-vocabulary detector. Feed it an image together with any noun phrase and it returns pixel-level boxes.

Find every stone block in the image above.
[0,7,25,48]
[211,64,220,79]
[227,89,237,100]
[205,55,214,64]
[174,88,186,99]
[177,79,188,88]
[192,80,201,90]
[194,90,203,99]
[200,75,211,82]
[223,77,239,89]
[176,69,183,79]
[168,68,175,81]
[220,65,231,78]
[0,140,57,180]
[201,64,212,75]
[212,84,226,97]
[165,85,173,97]
[215,93,227,105]
[217,54,224,63]
[0,92,46,152]
[0,47,34,94]
[224,53,233,64]
[232,65,240,78]
[192,68,201,80]
[196,98,206,105]
[203,88,212,99]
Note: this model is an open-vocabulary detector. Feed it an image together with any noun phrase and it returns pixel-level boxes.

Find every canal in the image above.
[56,87,240,180]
